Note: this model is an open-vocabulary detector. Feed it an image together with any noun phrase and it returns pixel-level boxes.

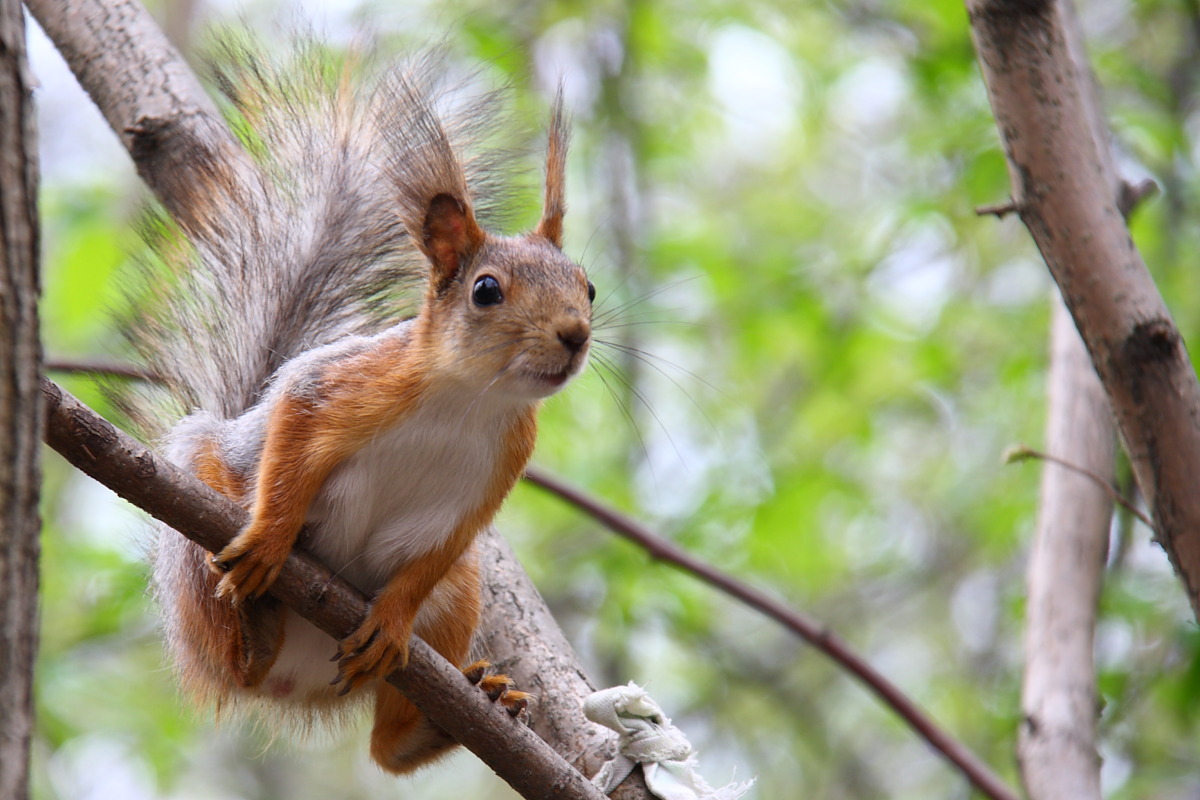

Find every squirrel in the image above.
[124,38,593,774]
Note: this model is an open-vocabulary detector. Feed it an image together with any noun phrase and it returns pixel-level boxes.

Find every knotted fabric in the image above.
[584,683,754,800]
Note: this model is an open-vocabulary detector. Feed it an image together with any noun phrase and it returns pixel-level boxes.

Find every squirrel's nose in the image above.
[557,321,591,355]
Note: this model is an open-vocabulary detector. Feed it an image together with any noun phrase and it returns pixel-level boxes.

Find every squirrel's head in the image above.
[403,99,592,402]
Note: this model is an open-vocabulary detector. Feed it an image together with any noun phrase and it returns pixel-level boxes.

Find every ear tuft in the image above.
[534,89,569,248]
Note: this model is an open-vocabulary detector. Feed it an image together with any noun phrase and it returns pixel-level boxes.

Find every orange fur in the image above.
[213,335,431,600]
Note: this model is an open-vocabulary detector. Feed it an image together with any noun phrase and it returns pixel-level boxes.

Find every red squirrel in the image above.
[129,41,592,773]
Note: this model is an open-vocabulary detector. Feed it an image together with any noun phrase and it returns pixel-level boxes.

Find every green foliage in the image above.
[32,0,1200,797]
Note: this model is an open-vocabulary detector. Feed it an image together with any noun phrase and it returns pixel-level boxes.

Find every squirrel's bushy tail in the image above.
[121,35,515,428]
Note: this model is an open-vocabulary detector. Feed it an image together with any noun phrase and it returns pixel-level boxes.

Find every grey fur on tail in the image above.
[118,34,521,430]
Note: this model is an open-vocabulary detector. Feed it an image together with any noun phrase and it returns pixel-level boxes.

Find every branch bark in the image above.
[0,0,41,795]
[966,0,1200,619]
[40,379,613,800]
[24,0,248,226]
[1018,298,1111,799]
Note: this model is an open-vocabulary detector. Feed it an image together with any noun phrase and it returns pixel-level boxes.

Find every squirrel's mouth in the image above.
[533,368,571,389]
[522,357,585,396]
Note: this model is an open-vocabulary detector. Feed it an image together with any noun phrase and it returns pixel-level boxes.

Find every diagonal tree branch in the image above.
[23,0,244,227]
[40,377,610,800]
[523,466,1020,800]
[966,0,1200,620]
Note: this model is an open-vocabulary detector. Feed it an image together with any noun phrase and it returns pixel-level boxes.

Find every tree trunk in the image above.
[0,0,42,796]
[1018,297,1110,799]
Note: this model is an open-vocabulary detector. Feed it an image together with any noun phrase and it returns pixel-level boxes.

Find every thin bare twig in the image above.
[1005,443,1153,531]
[44,357,154,381]
[522,465,1020,800]
[975,199,1019,218]
[1117,178,1159,217]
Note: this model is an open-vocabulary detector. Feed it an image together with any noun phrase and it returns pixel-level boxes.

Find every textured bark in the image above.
[0,0,41,796]
[477,533,615,774]
[967,0,1200,619]
[1018,298,1110,800]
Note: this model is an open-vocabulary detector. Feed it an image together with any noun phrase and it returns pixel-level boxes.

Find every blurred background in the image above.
[30,0,1200,797]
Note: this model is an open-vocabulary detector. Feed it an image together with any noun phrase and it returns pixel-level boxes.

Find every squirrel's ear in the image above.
[534,90,569,249]
[422,193,485,288]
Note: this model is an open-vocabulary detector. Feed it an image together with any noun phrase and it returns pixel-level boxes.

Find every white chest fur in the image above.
[301,392,513,593]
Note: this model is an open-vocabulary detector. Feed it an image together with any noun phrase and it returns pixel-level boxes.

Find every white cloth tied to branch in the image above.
[584,682,754,800]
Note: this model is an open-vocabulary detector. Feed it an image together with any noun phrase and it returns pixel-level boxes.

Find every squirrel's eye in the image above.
[587,281,596,304]
[472,275,503,307]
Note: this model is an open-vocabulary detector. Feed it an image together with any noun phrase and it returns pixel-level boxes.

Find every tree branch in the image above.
[40,378,611,800]
[45,357,154,381]
[523,466,1020,800]
[966,0,1200,619]
[1006,444,1151,530]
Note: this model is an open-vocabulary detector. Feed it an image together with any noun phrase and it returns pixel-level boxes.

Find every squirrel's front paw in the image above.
[211,532,290,602]
[330,613,413,696]
[463,660,531,719]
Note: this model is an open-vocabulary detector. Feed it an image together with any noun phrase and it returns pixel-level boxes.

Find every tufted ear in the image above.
[422,192,485,291]
[534,90,569,248]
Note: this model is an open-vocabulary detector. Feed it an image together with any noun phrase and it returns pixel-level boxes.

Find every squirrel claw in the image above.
[462,660,489,685]
[504,692,530,717]
[479,673,514,702]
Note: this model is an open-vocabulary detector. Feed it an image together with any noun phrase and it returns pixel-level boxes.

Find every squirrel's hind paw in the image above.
[462,660,531,720]
[331,615,412,696]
